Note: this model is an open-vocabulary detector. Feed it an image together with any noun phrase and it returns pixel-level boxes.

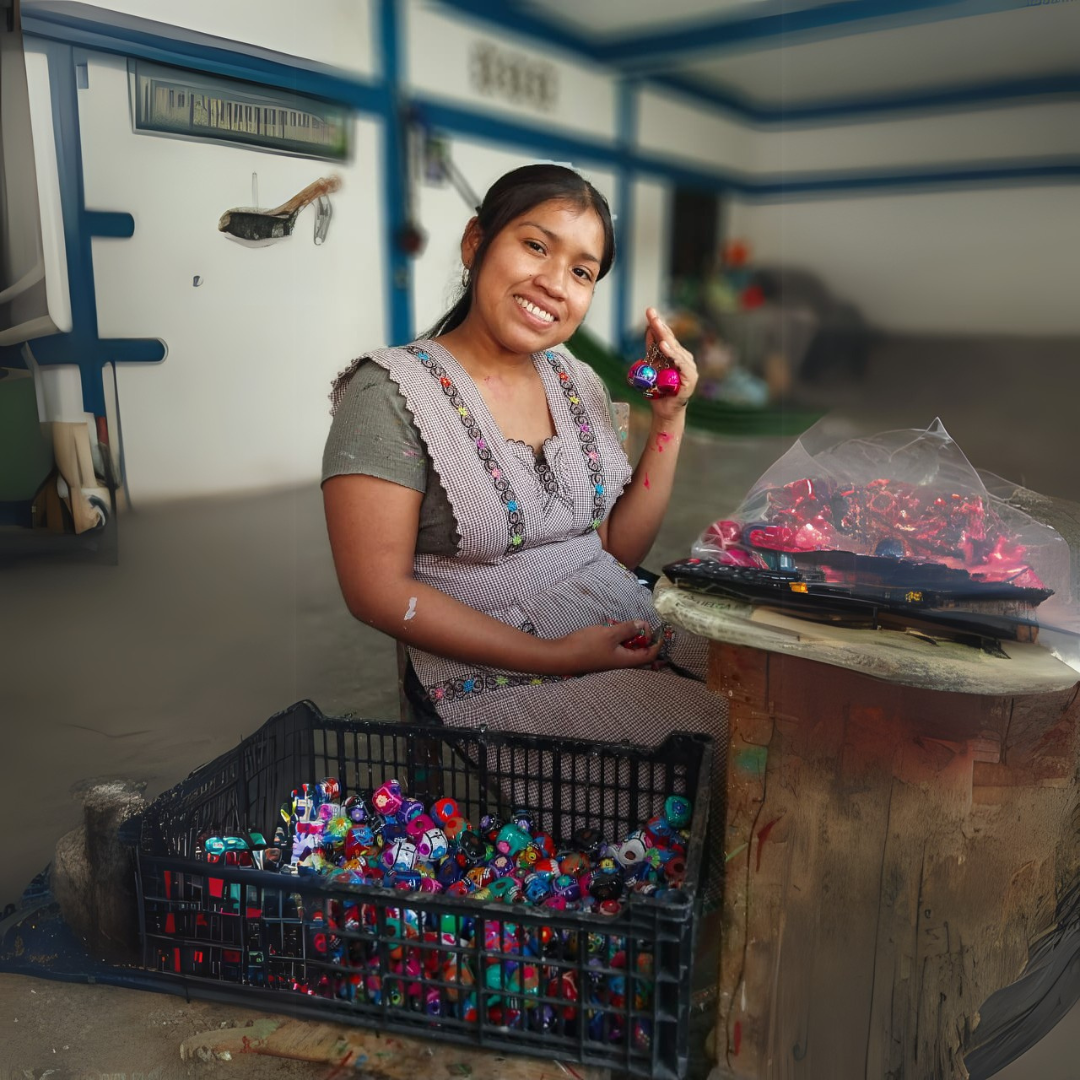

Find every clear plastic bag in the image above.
[693,418,1071,603]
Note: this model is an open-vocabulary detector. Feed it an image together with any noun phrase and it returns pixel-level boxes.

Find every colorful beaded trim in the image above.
[408,345,525,555]
[427,671,569,703]
[544,351,606,530]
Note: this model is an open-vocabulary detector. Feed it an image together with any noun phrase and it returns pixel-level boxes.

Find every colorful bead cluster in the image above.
[271,777,692,909]
[197,778,694,1039]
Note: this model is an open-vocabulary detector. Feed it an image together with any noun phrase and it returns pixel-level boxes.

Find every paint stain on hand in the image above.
[656,431,672,453]
[404,597,418,621]
[643,472,651,490]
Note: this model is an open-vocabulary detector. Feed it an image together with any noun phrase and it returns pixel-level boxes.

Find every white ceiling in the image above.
[516,0,1080,110]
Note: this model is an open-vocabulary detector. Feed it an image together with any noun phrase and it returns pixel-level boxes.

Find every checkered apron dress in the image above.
[332,339,727,901]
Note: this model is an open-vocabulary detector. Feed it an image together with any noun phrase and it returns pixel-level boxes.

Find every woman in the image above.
[322,164,727,905]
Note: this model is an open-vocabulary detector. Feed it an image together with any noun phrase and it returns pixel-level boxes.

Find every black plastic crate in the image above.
[135,700,712,1078]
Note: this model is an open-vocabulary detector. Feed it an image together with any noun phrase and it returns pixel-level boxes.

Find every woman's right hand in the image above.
[550,621,662,675]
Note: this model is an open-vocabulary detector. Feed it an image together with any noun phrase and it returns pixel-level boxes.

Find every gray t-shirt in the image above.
[321,357,620,556]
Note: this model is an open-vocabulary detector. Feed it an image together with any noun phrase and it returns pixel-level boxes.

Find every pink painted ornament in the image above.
[653,366,681,397]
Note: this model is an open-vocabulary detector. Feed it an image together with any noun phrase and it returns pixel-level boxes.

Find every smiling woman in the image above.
[320,164,728,906]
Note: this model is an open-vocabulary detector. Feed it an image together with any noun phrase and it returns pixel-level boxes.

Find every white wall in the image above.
[641,77,1080,336]
[28,0,377,76]
[405,2,616,139]
[721,91,1080,335]
[728,185,1080,336]
[71,49,385,501]
[752,100,1080,175]
[629,178,670,331]
[638,88,751,175]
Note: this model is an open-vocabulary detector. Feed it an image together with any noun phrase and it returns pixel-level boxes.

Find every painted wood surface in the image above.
[179,1015,609,1078]
[706,642,1080,1079]
[653,580,1078,696]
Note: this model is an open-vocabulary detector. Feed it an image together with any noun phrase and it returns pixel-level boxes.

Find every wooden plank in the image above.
[179,1016,609,1078]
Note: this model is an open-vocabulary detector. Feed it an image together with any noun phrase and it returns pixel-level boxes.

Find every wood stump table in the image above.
[654,581,1080,1080]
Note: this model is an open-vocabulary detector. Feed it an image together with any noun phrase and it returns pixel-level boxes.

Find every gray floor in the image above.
[2,333,1079,1076]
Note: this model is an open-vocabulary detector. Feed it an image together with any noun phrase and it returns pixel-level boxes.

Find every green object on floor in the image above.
[568,326,823,437]
[0,374,52,500]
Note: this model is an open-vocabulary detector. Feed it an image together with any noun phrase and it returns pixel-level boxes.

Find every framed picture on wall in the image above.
[129,60,350,161]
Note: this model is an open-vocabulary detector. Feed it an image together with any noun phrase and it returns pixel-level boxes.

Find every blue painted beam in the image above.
[751,157,1080,197]
[0,37,165,416]
[414,93,1080,198]
[435,0,1015,67]
[379,0,414,344]
[588,0,1011,65]
[84,211,135,238]
[613,80,638,348]
[411,96,631,174]
[654,71,1080,126]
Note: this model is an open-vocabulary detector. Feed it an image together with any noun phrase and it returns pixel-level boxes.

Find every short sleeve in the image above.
[321,360,428,491]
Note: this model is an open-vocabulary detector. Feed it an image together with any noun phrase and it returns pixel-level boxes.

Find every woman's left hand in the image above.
[644,307,697,420]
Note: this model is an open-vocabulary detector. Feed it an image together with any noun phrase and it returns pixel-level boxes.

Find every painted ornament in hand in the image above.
[627,343,680,400]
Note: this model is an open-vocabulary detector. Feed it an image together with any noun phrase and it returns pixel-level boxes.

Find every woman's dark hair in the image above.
[425,164,615,338]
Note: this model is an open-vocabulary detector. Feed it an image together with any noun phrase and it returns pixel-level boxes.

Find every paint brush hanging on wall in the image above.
[217,175,341,245]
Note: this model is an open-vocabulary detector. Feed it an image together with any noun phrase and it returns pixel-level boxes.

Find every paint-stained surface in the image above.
[681,629,1080,1080]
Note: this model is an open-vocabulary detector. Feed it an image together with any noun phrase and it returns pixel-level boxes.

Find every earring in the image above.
[461,266,471,289]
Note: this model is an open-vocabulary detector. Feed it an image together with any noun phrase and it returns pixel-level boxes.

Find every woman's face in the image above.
[462,198,605,357]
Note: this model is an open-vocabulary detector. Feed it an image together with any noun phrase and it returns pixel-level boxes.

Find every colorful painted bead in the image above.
[344,825,375,859]
[523,873,553,904]
[405,813,436,838]
[615,834,648,869]
[372,779,403,816]
[627,360,658,391]
[664,795,691,828]
[455,831,487,867]
[442,815,469,842]
[385,839,418,871]
[489,853,516,878]
[488,876,521,902]
[552,873,581,901]
[415,827,448,862]
[654,366,682,396]
[495,823,531,856]
[436,859,463,888]
[431,797,459,825]
[466,865,494,889]
[589,869,624,902]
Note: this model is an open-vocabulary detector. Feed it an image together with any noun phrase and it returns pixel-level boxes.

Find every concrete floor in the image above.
[2,334,1080,1077]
